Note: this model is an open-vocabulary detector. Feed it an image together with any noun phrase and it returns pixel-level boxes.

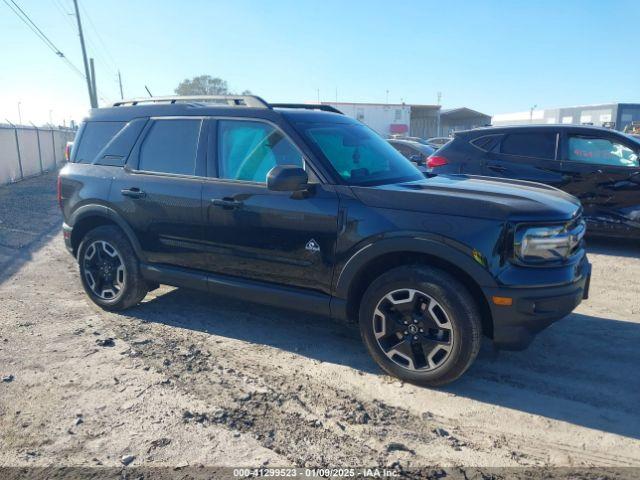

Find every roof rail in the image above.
[112,95,269,108]
[269,103,343,114]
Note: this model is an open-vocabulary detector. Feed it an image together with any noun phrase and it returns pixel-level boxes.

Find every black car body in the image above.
[388,139,435,170]
[430,125,640,238]
[58,96,591,386]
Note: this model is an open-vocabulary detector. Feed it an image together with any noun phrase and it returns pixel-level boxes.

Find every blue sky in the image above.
[2,0,638,125]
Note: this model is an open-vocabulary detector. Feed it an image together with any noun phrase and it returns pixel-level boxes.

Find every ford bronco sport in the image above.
[58,95,591,386]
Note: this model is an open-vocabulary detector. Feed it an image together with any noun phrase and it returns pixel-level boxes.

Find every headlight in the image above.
[514,221,585,263]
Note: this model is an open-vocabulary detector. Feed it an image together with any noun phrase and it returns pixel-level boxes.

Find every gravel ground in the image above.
[0,171,639,477]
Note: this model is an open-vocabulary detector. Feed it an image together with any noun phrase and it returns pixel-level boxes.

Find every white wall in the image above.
[0,126,75,184]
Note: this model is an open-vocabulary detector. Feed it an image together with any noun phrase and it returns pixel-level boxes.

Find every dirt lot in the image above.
[0,171,639,476]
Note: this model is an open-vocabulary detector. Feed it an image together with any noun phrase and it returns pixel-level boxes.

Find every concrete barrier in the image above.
[0,126,76,185]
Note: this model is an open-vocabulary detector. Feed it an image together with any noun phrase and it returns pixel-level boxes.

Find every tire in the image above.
[77,225,148,311]
[359,265,482,387]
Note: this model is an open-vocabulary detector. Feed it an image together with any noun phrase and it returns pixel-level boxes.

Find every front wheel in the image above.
[359,265,482,387]
[77,225,148,311]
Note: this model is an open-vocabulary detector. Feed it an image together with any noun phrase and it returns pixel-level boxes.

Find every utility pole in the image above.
[529,104,538,124]
[89,58,98,106]
[118,71,124,99]
[72,0,97,108]
[17,101,22,125]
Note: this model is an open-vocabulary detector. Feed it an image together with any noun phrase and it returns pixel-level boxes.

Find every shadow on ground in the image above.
[128,285,640,440]
[0,171,62,285]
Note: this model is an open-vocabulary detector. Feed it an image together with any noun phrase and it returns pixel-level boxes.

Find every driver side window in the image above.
[568,136,639,167]
[218,120,304,182]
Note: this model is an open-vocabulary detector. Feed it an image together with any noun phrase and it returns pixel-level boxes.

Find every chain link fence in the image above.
[0,125,76,185]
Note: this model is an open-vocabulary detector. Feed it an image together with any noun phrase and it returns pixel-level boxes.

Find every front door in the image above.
[559,130,640,236]
[201,118,339,294]
[482,130,565,186]
[110,117,208,270]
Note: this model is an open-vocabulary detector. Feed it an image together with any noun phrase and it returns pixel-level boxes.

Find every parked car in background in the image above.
[388,138,435,169]
[428,125,640,239]
[427,137,452,148]
[623,121,640,136]
[388,134,431,146]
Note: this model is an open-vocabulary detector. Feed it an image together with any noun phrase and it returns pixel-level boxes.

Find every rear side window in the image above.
[501,132,557,159]
[74,121,126,164]
[138,119,202,175]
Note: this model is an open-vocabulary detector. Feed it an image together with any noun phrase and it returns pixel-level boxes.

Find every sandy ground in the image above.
[0,172,639,476]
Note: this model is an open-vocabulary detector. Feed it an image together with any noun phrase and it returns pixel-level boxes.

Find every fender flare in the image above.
[69,204,145,260]
[334,236,498,300]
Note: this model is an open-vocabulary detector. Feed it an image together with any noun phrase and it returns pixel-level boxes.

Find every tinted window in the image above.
[298,122,422,186]
[568,136,639,167]
[390,142,415,158]
[471,134,502,152]
[94,119,148,167]
[501,132,557,159]
[138,119,201,175]
[218,120,303,182]
[74,121,126,164]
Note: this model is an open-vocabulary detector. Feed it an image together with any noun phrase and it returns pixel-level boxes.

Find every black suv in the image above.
[429,125,640,239]
[58,96,591,386]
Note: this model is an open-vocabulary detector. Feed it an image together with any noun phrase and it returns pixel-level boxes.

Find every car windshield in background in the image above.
[298,123,423,186]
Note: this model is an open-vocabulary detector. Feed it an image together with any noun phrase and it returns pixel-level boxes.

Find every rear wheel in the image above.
[359,265,482,386]
[78,225,148,311]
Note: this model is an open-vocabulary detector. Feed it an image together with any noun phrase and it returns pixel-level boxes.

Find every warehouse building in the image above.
[439,108,492,136]
[322,102,489,139]
[492,103,640,132]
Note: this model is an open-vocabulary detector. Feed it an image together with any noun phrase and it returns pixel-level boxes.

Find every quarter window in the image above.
[74,121,126,164]
[471,134,502,152]
[138,119,202,175]
[218,120,303,182]
[501,132,557,160]
[568,136,639,167]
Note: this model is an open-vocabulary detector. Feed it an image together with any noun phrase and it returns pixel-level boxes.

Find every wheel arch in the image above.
[335,238,497,338]
[69,205,144,259]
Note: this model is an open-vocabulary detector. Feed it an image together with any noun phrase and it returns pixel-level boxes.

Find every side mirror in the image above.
[267,165,309,191]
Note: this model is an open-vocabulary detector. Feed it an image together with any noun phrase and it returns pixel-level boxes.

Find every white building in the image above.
[321,102,411,137]
[492,103,640,132]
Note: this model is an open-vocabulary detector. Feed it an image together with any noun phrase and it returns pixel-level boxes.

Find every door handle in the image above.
[121,187,146,199]
[211,198,243,209]
[487,164,507,173]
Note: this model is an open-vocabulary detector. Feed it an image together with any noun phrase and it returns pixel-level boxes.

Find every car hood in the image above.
[351,174,581,222]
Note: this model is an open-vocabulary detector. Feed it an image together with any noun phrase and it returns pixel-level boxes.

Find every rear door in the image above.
[481,130,565,185]
[110,117,208,270]
[201,118,339,294]
[559,129,640,235]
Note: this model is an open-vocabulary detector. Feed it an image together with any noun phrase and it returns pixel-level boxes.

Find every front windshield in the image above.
[298,122,423,186]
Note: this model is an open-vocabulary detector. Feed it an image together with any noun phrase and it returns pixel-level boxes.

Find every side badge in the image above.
[305,239,321,253]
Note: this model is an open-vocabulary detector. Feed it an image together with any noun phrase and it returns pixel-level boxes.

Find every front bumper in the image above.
[485,259,591,350]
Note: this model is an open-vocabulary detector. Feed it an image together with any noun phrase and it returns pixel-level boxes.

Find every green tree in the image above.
[174,75,251,96]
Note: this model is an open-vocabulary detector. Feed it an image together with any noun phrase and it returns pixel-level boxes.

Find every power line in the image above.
[3,0,61,55]
[78,1,118,74]
[2,0,86,81]
[4,0,112,104]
